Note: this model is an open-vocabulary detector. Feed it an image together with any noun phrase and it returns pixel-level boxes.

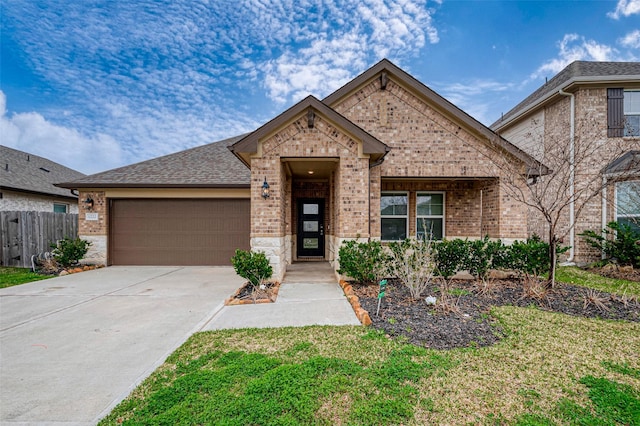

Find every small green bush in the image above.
[508,236,549,277]
[338,240,387,284]
[466,236,508,281]
[230,249,273,287]
[51,237,91,267]
[433,239,469,281]
[580,221,640,267]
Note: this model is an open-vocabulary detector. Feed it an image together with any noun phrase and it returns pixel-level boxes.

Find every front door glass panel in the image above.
[297,199,324,257]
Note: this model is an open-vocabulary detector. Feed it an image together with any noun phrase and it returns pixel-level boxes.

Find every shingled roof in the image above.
[605,150,640,176]
[58,135,250,189]
[492,61,640,130]
[1,145,85,199]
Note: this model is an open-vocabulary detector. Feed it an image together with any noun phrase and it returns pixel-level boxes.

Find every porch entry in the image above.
[297,198,325,258]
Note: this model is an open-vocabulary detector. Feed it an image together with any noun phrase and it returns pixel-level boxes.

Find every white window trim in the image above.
[416,191,446,240]
[615,180,640,223]
[624,90,640,137]
[380,191,409,241]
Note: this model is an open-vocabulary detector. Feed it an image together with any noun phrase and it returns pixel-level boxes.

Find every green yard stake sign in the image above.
[376,279,387,317]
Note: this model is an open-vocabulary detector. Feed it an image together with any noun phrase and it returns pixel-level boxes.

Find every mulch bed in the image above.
[352,278,640,350]
[225,281,280,305]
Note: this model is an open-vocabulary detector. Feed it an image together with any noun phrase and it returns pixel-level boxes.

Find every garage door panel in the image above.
[110,199,250,266]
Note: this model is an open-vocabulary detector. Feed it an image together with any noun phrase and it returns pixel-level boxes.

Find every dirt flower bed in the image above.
[225,281,280,305]
[352,278,640,350]
[587,265,640,282]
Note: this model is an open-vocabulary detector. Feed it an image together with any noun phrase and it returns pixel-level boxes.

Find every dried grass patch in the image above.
[414,306,640,424]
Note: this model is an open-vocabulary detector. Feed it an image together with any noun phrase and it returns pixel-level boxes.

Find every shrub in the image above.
[433,239,469,282]
[466,236,508,282]
[338,240,387,284]
[231,249,273,288]
[387,238,436,300]
[580,222,640,268]
[508,235,552,277]
[51,237,91,268]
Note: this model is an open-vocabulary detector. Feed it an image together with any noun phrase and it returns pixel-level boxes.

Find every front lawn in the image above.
[0,267,52,288]
[556,266,640,297]
[101,305,640,425]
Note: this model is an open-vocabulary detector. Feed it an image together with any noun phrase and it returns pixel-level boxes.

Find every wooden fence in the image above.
[0,211,78,268]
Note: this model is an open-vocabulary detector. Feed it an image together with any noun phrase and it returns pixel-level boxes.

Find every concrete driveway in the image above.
[0,266,244,425]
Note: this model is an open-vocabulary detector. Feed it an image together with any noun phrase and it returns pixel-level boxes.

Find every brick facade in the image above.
[77,191,108,264]
[247,71,529,278]
[501,87,640,264]
[71,60,540,272]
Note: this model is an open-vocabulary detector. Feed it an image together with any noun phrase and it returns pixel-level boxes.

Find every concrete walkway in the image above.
[203,262,359,330]
[0,266,244,425]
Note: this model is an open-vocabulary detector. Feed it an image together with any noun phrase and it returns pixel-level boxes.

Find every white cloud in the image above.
[0,92,124,174]
[608,0,640,19]
[259,0,439,103]
[532,34,621,79]
[438,80,515,125]
[2,0,441,171]
[620,29,640,48]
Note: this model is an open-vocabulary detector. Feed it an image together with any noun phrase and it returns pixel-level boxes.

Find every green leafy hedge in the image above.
[338,235,564,283]
[580,221,640,268]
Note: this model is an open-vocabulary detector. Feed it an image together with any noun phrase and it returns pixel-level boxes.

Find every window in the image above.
[624,90,640,137]
[53,203,68,213]
[416,193,445,240]
[381,192,407,241]
[616,180,640,233]
[607,89,640,137]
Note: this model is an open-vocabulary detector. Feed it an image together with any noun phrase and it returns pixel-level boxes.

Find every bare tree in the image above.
[488,117,636,288]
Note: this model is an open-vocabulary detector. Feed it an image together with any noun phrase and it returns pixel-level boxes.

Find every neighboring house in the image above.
[1,145,85,213]
[59,59,545,279]
[492,61,640,265]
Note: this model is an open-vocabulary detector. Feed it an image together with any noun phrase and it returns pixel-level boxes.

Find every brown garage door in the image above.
[109,199,250,266]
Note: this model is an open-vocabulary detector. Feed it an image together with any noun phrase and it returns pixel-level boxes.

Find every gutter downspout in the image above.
[602,175,607,260]
[368,152,389,241]
[559,88,575,264]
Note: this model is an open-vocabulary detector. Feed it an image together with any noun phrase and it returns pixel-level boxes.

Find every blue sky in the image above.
[1,0,639,175]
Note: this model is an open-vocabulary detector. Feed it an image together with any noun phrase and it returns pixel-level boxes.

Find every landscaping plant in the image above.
[337,239,387,285]
[433,238,469,283]
[580,221,640,268]
[387,238,436,300]
[51,237,91,268]
[230,249,273,297]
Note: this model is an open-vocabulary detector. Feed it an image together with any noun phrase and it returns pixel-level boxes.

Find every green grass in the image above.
[515,362,640,425]
[555,266,640,297]
[100,306,640,425]
[99,268,640,425]
[0,267,52,288]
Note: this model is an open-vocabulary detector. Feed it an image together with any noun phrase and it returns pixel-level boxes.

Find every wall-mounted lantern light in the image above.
[261,177,270,199]
[83,196,94,210]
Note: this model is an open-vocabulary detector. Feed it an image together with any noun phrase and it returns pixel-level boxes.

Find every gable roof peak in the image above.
[229,94,389,167]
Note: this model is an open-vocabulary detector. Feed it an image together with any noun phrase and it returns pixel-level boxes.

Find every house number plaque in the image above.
[85,213,99,221]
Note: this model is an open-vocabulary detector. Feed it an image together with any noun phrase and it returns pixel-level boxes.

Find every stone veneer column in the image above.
[77,191,107,265]
[249,159,288,281]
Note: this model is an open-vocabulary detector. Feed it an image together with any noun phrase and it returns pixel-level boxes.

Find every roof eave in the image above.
[55,182,251,190]
[0,185,79,200]
[494,75,640,131]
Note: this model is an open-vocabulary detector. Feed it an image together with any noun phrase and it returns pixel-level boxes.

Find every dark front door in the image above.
[297,198,324,258]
